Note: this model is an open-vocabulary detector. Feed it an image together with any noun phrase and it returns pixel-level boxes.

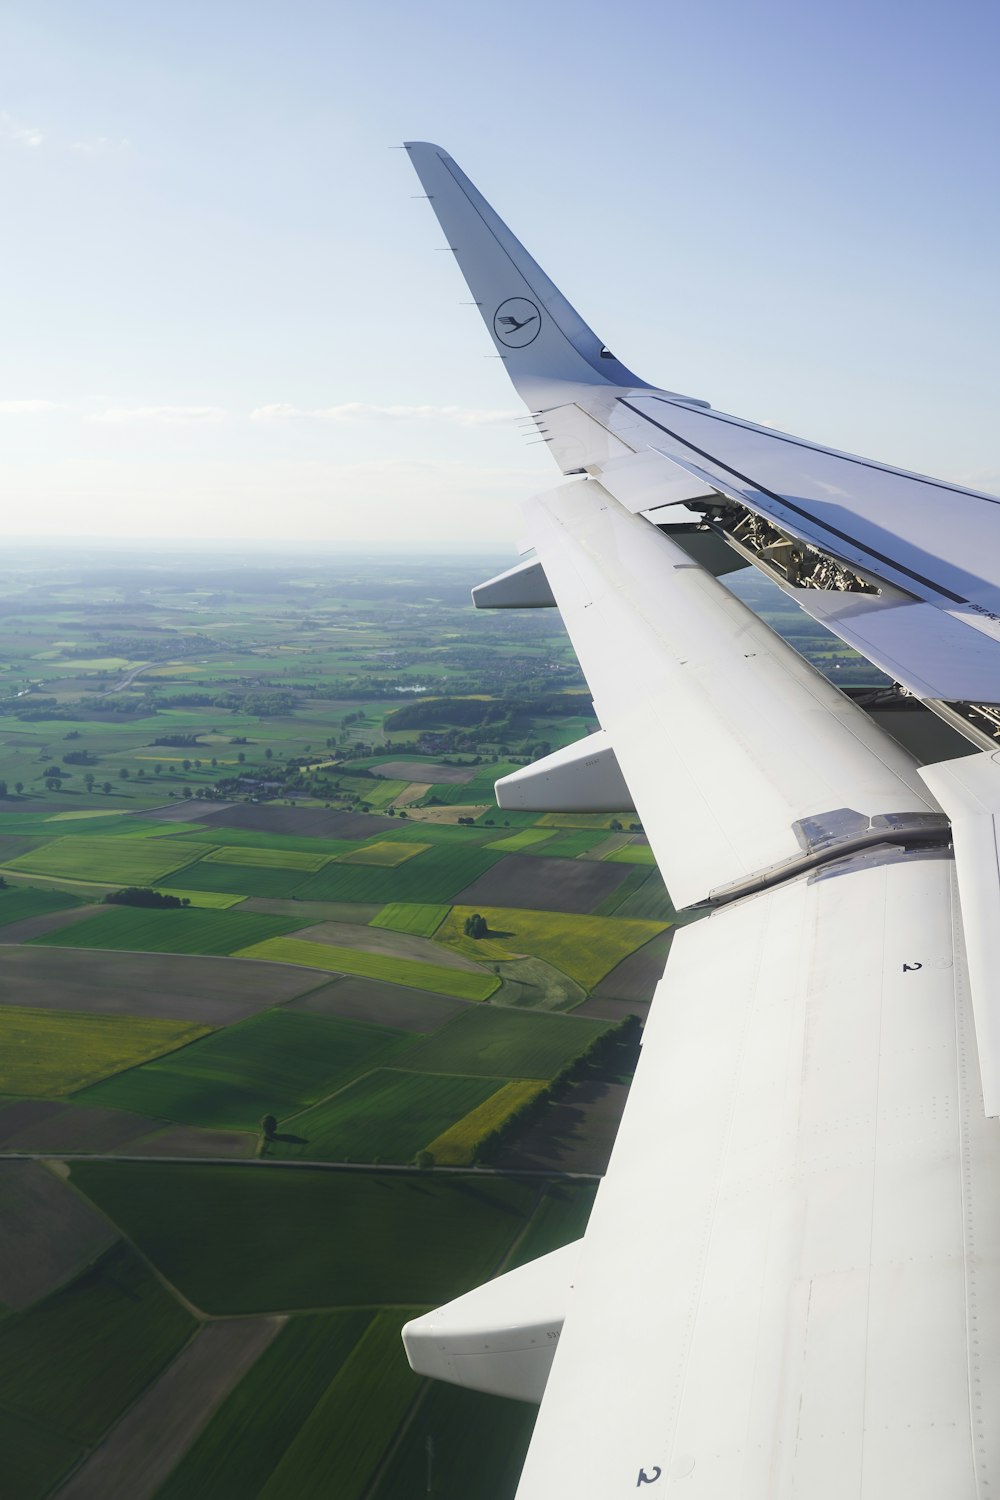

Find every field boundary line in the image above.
[8,1151,602,1181]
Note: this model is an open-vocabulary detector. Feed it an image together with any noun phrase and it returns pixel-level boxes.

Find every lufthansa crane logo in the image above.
[494,297,541,348]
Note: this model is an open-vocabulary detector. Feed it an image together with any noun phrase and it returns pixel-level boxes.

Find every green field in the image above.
[399,1005,609,1080]
[2,1404,83,1500]
[485,827,556,852]
[358,778,409,809]
[178,829,362,856]
[258,1310,423,1500]
[508,1181,599,1267]
[235,936,499,1001]
[274,1069,503,1162]
[604,842,656,865]
[75,1010,414,1129]
[375,1380,538,1500]
[0,1241,195,1444]
[162,860,313,899]
[527,829,611,858]
[294,843,503,904]
[437,904,666,988]
[69,1163,540,1313]
[152,886,247,909]
[0,885,83,929]
[338,839,430,867]
[32,905,300,956]
[4,835,199,886]
[200,844,332,872]
[369,901,450,936]
[609,869,678,921]
[153,1312,374,1500]
[536,812,617,830]
[0,1007,211,1096]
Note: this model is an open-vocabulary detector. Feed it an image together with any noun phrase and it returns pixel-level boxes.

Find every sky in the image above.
[2,0,999,549]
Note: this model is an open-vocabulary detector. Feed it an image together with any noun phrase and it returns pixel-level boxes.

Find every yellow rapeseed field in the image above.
[435,905,666,988]
[426,1080,547,1165]
[0,1007,211,1096]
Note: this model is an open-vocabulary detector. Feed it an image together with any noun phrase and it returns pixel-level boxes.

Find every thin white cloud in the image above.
[249,402,518,427]
[89,405,229,425]
[70,136,130,154]
[0,112,43,148]
[0,399,61,414]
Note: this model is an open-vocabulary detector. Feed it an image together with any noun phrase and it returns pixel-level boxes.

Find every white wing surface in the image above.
[404,141,1000,740]
[401,144,1000,1498]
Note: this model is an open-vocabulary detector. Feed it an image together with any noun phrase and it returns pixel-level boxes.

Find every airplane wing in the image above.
[400,144,1000,1498]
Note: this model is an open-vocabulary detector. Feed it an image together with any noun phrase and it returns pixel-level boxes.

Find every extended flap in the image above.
[402,1239,580,1403]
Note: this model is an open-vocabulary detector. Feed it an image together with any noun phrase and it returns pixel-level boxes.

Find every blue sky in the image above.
[2,0,998,546]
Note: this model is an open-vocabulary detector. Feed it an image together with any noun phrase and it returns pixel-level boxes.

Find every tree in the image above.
[84,773,95,793]
[463,912,489,939]
[118,767,130,781]
[0,780,7,798]
[260,1114,277,1140]
[14,781,22,795]
[237,752,246,764]
[265,748,273,760]
[154,764,163,775]
[609,818,623,832]
[102,781,112,795]
[415,1149,435,1170]
[182,759,192,772]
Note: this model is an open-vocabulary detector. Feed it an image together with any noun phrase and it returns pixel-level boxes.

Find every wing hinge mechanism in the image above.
[704,807,951,908]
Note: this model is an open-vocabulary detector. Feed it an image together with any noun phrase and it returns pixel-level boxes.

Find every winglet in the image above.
[404,142,648,406]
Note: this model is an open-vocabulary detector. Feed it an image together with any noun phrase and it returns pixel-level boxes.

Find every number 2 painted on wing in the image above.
[637,1467,662,1486]
[902,962,923,973]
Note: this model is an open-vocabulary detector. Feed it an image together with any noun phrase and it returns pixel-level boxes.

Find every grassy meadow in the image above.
[0,548,696,1499]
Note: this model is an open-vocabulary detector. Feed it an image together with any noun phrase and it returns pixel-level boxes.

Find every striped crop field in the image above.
[293,843,504,905]
[426,1080,547,1165]
[485,828,557,853]
[75,1011,413,1130]
[436,905,667,989]
[368,903,450,937]
[0,1006,211,1096]
[3,836,199,886]
[0,886,83,929]
[0,1241,196,1450]
[233,936,499,1002]
[400,1006,610,1081]
[274,1069,502,1163]
[199,845,332,872]
[535,812,619,830]
[337,841,430,867]
[359,779,409,810]
[604,843,656,865]
[152,887,246,909]
[151,1313,374,1500]
[33,905,299,956]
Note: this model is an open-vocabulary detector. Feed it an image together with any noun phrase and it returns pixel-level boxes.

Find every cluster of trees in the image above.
[473,1015,642,1164]
[462,912,490,939]
[104,888,191,909]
